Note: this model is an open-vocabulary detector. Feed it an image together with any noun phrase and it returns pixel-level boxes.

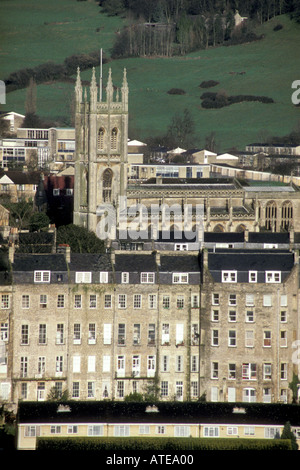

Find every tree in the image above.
[4,199,35,230]
[0,118,10,138]
[205,131,218,153]
[289,372,300,403]
[166,108,196,148]
[281,421,298,450]
[56,224,105,253]
[25,77,37,115]
[124,392,145,402]
[22,112,43,129]
[47,386,69,401]
[29,211,50,232]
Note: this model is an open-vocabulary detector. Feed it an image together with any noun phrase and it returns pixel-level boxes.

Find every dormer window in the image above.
[172,273,188,284]
[121,272,129,284]
[34,271,50,283]
[248,271,257,283]
[141,272,155,284]
[75,272,91,284]
[222,271,237,283]
[99,272,108,283]
[265,271,281,283]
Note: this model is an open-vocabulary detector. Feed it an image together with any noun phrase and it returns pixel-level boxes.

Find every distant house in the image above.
[43,168,74,226]
[0,112,25,134]
[0,169,41,202]
[246,143,300,156]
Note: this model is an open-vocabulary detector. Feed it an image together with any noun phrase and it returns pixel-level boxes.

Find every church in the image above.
[73,67,300,243]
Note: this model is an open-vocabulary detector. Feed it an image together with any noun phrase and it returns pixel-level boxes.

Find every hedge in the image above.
[201,92,274,108]
[36,437,292,451]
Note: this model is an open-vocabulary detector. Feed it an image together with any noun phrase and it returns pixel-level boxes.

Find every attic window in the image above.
[75,272,91,284]
[265,271,281,283]
[141,272,155,284]
[172,273,188,284]
[221,271,237,283]
[100,272,108,283]
[248,271,257,283]
[34,271,50,283]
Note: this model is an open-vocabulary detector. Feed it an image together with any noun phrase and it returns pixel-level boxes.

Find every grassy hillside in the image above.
[1,1,299,152]
[0,0,124,77]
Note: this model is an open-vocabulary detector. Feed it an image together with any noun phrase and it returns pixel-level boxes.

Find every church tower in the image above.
[73,66,129,235]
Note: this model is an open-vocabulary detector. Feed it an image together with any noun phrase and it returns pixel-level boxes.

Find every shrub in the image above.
[201,93,274,108]
[167,88,186,95]
[274,24,283,31]
[36,436,292,451]
[199,80,219,88]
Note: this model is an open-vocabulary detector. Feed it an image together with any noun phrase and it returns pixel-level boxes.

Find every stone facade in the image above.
[1,246,299,412]
[73,67,128,234]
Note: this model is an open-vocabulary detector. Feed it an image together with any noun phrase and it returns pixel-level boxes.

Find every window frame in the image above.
[221,270,237,283]
[34,270,50,283]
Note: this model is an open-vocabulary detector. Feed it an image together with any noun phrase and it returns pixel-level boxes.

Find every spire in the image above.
[106,68,114,102]
[90,67,97,109]
[75,67,82,103]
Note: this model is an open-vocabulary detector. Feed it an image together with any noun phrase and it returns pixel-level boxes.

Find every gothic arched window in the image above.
[265,201,277,231]
[102,168,113,202]
[98,127,105,150]
[281,201,293,230]
[111,127,118,150]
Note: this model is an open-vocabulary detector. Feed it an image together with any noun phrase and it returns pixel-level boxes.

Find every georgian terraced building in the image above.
[0,242,299,409]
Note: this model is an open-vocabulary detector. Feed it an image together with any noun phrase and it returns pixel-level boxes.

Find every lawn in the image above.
[1,3,299,153]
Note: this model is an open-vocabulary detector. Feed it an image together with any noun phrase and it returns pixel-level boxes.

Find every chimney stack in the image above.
[57,244,71,263]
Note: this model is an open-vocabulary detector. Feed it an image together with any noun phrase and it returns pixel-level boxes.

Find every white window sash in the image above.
[103,324,112,345]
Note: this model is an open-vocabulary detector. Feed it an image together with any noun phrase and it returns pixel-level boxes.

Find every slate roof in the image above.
[248,232,290,243]
[17,401,300,427]
[208,249,294,272]
[156,230,198,242]
[69,253,112,272]
[204,232,244,242]
[0,170,42,185]
[159,253,201,272]
[114,253,157,272]
[12,253,68,272]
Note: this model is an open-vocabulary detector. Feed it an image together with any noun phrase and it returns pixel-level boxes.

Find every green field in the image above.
[1,0,299,152]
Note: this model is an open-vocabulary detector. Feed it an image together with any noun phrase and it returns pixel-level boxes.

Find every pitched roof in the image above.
[204,232,244,242]
[13,253,68,271]
[69,253,112,272]
[115,253,157,272]
[159,253,201,272]
[0,170,42,185]
[17,401,300,427]
[208,249,294,272]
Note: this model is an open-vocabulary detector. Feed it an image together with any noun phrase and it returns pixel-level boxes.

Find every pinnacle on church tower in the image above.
[90,66,98,109]
[75,67,82,105]
[106,68,114,102]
